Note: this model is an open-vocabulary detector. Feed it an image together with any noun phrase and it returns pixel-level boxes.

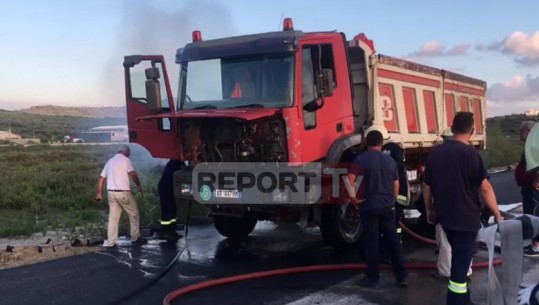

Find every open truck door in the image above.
[123,55,181,159]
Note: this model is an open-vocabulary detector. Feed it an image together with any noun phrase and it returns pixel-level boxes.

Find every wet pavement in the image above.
[123,216,539,305]
[0,238,186,305]
[1,169,537,305]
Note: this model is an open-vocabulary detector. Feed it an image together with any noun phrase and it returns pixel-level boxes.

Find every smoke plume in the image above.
[102,0,239,109]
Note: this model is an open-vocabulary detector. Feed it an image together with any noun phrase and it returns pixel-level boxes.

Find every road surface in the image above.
[0,169,533,305]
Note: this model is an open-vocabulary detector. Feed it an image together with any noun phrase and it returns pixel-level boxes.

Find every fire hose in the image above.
[162,218,507,305]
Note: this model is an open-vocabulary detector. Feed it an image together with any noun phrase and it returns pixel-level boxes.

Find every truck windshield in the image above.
[177,53,294,109]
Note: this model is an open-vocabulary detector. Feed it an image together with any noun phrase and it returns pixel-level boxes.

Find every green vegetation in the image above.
[483,114,538,168]
[0,144,208,238]
[0,110,126,143]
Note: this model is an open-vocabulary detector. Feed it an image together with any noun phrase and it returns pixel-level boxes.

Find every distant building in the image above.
[78,125,128,143]
[525,109,539,116]
[0,130,21,140]
[0,130,40,144]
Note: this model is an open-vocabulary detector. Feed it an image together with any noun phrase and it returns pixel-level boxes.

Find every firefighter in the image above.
[432,128,469,280]
[423,112,502,305]
[440,127,453,142]
[157,159,184,242]
[348,129,408,287]
[364,125,409,262]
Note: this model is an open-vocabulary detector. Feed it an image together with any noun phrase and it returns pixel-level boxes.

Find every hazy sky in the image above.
[1,0,538,117]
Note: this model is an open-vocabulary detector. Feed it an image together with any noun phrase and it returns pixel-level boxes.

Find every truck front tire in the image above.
[319,204,362,250]
[213,215,257,240]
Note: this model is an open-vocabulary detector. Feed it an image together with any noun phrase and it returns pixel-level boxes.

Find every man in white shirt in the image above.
[96,145,146,248]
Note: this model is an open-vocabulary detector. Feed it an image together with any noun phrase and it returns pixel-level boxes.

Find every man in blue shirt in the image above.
[347,130,408,288]
[364,125,410,263]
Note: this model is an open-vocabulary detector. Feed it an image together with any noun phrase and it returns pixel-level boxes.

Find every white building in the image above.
[525,109,539,116]
[78,125,129,143]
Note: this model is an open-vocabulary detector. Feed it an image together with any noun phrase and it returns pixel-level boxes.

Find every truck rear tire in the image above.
[213,215,257,240]
[319,204,362,250]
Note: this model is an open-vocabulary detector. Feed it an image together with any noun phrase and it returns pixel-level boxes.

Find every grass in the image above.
[0,144,208,238]
[483,120,526,168]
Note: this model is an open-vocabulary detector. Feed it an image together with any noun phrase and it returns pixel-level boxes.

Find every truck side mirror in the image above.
[303,68,334,112]
[321,68,334,97]
[145,67,162,112]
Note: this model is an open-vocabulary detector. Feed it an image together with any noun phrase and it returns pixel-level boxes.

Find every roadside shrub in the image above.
[483,121,523,168]
[0,144,168,237]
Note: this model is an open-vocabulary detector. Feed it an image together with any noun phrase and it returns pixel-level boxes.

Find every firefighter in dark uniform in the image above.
[157,159,184,242]
[424,112,503,305]
[365,125,409,261]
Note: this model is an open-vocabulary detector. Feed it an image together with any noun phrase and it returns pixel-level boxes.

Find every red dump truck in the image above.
[122,18,487,249]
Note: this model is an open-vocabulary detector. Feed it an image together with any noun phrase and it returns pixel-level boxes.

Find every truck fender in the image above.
[325,134,364,164]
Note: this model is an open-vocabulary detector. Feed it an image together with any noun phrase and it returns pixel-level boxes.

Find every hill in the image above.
[17,105,126,118]
[486,114,538,136]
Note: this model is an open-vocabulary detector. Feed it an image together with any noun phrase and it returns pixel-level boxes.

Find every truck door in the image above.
[123,55,181,159]
[298,36,354,161]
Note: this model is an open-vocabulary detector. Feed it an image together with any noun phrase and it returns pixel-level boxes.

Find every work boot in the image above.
[165,230,182,243]
[159,224,182,242]
[357,275,378,288]
[158,224,171,240]
[396,277,408,287]
[132,236,147,246]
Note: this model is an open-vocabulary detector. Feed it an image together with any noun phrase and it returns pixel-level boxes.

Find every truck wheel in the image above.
[320,203,362,250]
[213,215,257,240]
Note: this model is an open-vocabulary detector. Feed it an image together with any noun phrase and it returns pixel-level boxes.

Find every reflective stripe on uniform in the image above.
[396,228,402,234]
[397,195,407,202]
[448,280,467,294]
[160,219,176,225]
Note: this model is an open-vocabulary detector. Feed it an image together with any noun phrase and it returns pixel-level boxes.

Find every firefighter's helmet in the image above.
[365,124,390,140]
[441,128,453,138]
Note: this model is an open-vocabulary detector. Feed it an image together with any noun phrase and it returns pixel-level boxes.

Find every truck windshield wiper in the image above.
[229,104,265,109]
[193,105,217,109]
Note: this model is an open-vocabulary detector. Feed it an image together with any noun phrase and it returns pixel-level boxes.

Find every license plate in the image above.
[214,189,241,199]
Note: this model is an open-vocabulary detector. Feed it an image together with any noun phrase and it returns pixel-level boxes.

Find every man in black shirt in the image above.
[423,112,502,305]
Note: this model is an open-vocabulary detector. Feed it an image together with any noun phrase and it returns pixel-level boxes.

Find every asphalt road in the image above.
[119,169,529,305]
[0,169,530,305]
[490,168,521,205]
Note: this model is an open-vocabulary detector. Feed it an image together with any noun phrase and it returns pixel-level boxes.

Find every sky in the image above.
[1,0,538,117]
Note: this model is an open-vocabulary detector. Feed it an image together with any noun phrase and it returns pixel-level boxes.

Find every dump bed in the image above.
[347,35,486,150]
[372,54,487,149]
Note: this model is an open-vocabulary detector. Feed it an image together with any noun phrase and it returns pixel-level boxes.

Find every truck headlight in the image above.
[179,184,193,196]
